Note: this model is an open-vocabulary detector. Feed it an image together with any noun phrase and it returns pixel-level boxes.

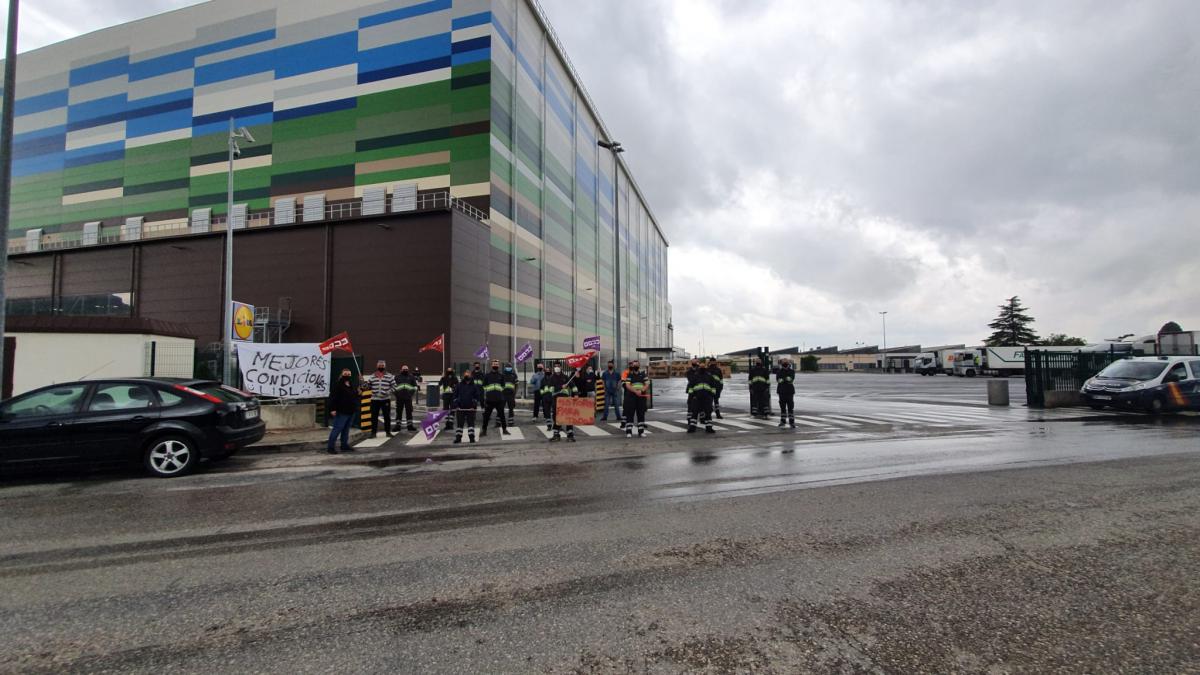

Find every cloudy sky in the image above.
[7,0,1199,355]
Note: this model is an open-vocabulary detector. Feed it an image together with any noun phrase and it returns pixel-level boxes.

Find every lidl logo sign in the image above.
[231,302,255,342]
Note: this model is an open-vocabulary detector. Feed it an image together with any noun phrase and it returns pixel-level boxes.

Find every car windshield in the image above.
[1096,361,1167,381]
[193,383,254,403]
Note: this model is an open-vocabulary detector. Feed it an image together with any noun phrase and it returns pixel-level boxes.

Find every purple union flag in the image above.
[515,342,534,364]
[582,336,601,351]
[421,410,452,441]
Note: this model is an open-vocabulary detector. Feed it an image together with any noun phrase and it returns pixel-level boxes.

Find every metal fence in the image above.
[7,190,487,256]
[1024,350,1128,407]
[144,341,198,379]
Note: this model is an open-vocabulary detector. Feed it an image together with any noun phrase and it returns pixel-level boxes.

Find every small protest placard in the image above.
[555,397,596,426]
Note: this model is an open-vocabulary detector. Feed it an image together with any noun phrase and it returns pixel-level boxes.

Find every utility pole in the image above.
[598,139,623,365]
[222,119,254,385]
[880,311,888,372]
[0,0,20,396]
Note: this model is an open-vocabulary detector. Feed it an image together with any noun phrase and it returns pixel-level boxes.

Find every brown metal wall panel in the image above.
[449,210,493,365]
[5,256,55,299]
[10,211,479,369]
[137,238,224,346]
[231,227,327,344]
[330,213,454,374]
[59,248,134,296]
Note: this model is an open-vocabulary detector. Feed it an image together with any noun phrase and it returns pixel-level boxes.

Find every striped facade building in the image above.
[3,0,669,368]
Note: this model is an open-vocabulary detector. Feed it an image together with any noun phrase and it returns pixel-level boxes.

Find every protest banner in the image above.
[555,397,596,426]
[236,343,330,399]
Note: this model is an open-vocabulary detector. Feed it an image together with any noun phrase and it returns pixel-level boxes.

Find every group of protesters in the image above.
[328,356,652,452]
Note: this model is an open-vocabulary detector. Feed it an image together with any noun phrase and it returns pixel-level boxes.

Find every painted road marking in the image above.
[576,424,611,436]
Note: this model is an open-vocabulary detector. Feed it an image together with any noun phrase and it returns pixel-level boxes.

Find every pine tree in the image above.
[984,296,1040,346]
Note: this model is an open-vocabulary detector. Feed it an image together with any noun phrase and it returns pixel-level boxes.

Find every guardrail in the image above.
[7,190,488,256]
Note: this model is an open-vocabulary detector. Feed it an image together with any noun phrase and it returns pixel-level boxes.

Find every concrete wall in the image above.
[260,404,317,430]
[8,333,194,395]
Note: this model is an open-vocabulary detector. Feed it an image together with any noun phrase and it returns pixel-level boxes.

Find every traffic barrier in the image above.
[358,390,373,431]
[594,382,606,411]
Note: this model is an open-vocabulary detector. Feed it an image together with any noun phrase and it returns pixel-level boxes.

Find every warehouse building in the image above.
[3,0,669,374]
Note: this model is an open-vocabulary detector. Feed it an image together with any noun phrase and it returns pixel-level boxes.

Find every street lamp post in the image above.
[879,311,888,373]
[221,119,255,385]
[0,0,19,396]
[598,139,623,365]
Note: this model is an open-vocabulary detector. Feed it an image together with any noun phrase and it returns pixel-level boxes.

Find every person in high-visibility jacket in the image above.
[622,360,650,437]
[502,363,518,427]
[546,365,578,442]
[748,358,771,419]
[479,359,510,436]
[690,362,717,434]
[707,358,724,419]
[394,366,420,432]
[438,368,458,430]
[684,359,701,431]
[776,358,796,428]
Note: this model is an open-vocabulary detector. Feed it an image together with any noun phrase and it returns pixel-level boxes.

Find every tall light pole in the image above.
[879,311,888,373]
[0,0,19,397]
[222,119,255,385]
[598,139,623,365]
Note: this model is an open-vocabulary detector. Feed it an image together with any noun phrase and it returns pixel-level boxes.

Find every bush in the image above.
[800,355,820,372]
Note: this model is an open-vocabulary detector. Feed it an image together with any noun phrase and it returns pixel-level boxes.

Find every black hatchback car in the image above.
[0,378,265,478]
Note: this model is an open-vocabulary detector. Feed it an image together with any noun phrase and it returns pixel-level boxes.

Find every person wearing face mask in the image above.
[438,368,458,431]
[600,360,622,422]
[539,365,556,431]
[327,368,358,454]
[691,360,717,434]
[547,364,578,442]
[530,363,546,420]
[394,365,419,432]
[502,363,519,427]
[480,359,510,437]
[685,359,701,432]
[707,357,725,419]
[622,360,650,437]
[776,358,796,428]
[578,362,597,412]
[364,359,397,438]
[452,370,480,444]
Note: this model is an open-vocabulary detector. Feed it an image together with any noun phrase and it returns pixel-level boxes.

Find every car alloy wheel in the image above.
[145,436,197,477]
[1146,396,1166,415]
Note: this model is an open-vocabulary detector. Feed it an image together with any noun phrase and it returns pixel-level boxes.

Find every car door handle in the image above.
[131,416,149,423]
[46,421,66,428]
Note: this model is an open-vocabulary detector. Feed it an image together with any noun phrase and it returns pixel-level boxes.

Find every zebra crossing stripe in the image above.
[503,427,526,440]
[644,421,685,433]
[714,419,760,430]
[798,416,860,427]
[357,436,390,448]
[860,413,956,427]
[576,424,611,436]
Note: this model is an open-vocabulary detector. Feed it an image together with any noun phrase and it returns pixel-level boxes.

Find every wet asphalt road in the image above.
[2,374,1198,672]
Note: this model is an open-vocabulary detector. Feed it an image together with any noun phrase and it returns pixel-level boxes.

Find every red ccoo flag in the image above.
[565,351,596,369]
[319,331,354,355]
[419,333,445,353]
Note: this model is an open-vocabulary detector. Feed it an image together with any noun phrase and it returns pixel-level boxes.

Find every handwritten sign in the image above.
[236,343,329,399]
[555,397,596,426]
